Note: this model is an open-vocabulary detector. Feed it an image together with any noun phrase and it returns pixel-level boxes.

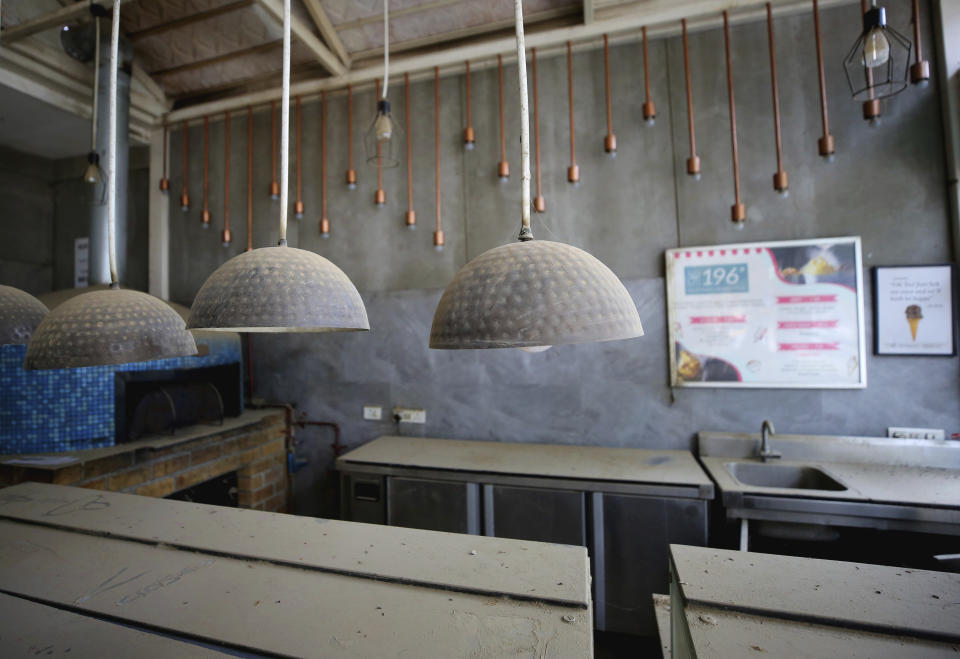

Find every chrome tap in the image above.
[759,420,781,462]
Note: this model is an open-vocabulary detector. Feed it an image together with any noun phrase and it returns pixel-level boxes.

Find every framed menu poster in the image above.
[665,236,866,388]
[873,265,956,356]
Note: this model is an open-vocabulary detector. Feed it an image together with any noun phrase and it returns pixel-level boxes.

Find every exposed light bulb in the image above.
[375,112,392,142]
[826,153,836,163]
[693,172,701,181]
[464,142,475,151]
[861,26,890,68]
[778,189,790,199]
[320,231,330,240]
[347,182,357,190]
[83,152,100,184]
[645,117,655,127]
[407,223,416,231]
[869,116,882,128]
[201,223,209,230]
[733,221,745,231]
[434,244,444,252]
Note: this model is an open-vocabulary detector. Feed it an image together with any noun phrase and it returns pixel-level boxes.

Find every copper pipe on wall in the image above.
[860,0,881,123]
[767,3,788,196]
[497,54,509,180]
[159,124,169,191]
[405,72,416,228]
[246,106,253,251]
[345,84,357,188]
[201,115,211,227]
[222,110,232,245]
[642,26,655,124]
[812,0,835,159]
[269,100,279,199]
[374,79,385,205]
[320,89,330,237]
[294,95,304,218]
[180,120,190,210]
[567,41,579,184]
[723,11,745,225]
[603,34,616,154]
[532,48,545,212]
[910,0,930,84]
[433,67,444,250]
[463,60,475,148]
[682,20,700,178]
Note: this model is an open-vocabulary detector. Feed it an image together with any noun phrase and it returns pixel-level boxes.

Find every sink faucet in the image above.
[759,420,781,462]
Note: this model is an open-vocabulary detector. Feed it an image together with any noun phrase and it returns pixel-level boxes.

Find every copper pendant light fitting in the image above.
[681,19,701,180]
[180,119,190,211]
[269,100,280,199]
[463,60,475,149]
[602,34,616,155]
[723,11,745,227]
[246,105,253,251]
[374,79,386,206]
[294,95,304,218]
[434,66,444,251]
[345,84,358,189]
[222,109,232,246]
[404,72,416,229]
[766,2,788,197]
[201,115,211,228]
[812,0,836,160]
[532,47,545,213]
[320,89,330,238]
[159,123,170,191]
[910,0,929,85]
[641,26,655,125]
[497,54,509,181]
[566,41,579,185]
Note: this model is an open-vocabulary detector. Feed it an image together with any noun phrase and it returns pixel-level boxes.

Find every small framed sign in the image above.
[873,265,957,356]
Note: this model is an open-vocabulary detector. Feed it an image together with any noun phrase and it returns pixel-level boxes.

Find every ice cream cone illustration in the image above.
[905,304,923,341]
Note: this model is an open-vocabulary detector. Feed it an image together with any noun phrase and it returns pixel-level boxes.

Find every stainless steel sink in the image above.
[726,462,847,491]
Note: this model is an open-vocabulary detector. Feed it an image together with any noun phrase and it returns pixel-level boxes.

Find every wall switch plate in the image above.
[393,407,426,424]
[887,427,945,440]
[363,405,382,421]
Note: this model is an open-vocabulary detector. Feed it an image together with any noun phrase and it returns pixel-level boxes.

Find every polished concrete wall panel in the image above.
[0,146,55,295]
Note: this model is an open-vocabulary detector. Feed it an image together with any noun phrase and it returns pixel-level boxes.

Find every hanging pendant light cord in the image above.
[603,34,613,140]
[435,67,441,236]
[321,90,328,221]
[642,26,651,108]
[347,85,354,172]
[271,100,277,188]
[723,11,742,208]
[767,3,784,174]
[279,0,290,245]
[532,47,542,205]
[225,110,231,235]
[381,0,389,99]
[813,0,831,140]
[514,0,531,240]
[498,54,506,165]
[567,41,575,168]
[247,106,253,250]
[682,19,697,161]
[296,95,302,207]
[107,0,120,286]
[203,116,209,213]
[91,16,100,152]
[465,60,471,134]
[405,73,413,215]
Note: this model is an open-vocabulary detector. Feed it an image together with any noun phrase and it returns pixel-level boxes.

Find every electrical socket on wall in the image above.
[887,427,945,440]
[393,407,426,424]
[363,405,382,421]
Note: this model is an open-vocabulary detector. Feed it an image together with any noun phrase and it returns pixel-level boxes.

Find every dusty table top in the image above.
[699,456,960,508]
[0,483,592,657]
[671,545,960,643]
[338,436,713,491]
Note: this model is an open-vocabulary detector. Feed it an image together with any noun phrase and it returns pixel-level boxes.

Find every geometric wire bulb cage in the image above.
[187,0,369,334]
[24,0,198,370]
[843,2,911,101]
[364,0,401,169]
[429,0,643,350]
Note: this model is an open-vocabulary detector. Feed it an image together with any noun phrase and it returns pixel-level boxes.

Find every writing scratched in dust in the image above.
[74,559,215,607]
[0,492,111,516]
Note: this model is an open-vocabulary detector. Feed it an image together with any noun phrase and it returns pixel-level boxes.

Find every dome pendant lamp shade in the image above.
[429,0,642,350]
[25,0,197,370]
[188,0,369,335]
[0,285,48,345]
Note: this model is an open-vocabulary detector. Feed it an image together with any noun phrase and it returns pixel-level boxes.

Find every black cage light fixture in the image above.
[843,0,911,106]
[364,0,401,169]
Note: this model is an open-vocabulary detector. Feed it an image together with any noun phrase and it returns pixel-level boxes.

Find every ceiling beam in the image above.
[333,0,461,32]
[126,0,255,41]
[254,0,345,76]
[149,39,282,77]
[0,0,116,43]
[301,0,350,68]
[166,0,858,124]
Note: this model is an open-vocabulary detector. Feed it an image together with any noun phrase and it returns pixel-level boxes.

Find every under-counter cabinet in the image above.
[337,436,714,636]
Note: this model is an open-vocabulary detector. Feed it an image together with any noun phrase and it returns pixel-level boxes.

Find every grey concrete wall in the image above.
[163,3,956,516]
[0,145,55,295]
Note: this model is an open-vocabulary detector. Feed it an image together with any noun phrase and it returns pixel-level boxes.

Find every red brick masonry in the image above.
[0,411,288,512]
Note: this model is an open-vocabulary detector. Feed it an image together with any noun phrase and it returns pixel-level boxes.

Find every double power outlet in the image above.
[363,405,426,424]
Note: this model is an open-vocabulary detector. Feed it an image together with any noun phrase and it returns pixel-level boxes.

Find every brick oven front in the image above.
[0,410,288,512]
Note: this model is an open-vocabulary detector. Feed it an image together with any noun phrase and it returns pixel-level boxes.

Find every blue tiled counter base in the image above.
[0,335,242,454]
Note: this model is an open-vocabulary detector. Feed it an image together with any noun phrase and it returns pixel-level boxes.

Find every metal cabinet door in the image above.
[387,477,480,534]
[340,474,386,525]
[483,485,586,546]
[592,493,707,636]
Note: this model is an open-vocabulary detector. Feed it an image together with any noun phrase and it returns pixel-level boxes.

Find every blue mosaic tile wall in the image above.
[0,335,242,455]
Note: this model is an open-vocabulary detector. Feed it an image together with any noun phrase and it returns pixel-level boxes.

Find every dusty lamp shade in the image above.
[429,0,642,350]
[188,0,369,335]
[25,0,197,370]
[0,285,48,345]
[843,1,911,103]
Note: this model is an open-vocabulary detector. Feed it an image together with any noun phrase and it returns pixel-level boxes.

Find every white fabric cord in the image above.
[107,0,119,285]
[279,0,290,243]
[91,16,100,151]
[381,0,389,98]
[514,0,530,232]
